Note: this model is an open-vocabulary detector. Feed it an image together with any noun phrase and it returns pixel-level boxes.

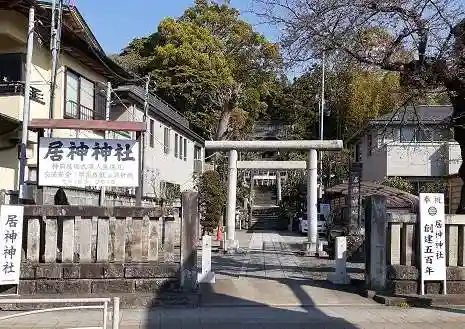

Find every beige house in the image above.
[0,0,133,191]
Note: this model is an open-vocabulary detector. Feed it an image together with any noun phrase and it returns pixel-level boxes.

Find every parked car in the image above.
[298,213,327,235]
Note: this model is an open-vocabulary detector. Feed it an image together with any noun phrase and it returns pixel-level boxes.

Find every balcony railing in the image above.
[65,100,105,120]
[0,82,45,104]
[193,159,203,174]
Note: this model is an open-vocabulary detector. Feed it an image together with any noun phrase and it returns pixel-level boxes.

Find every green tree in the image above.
[197,170,227,234]
[382,177,414,195]
[116,0,281,140]
[253,0,465,212]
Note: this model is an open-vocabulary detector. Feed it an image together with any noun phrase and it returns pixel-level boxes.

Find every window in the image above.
[367,134,372,156]
[179,136,183,159]
[175,133,179,158]
[183,138,187,161]
[0,53,23,82]
[149,119,154,148]
[163,127,170,153]
[65,69,105,120]
[194,145,202,160]
[400,126,415,142]
[355,143,361,162]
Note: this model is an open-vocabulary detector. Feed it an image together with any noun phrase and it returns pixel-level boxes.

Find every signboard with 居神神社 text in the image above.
[38,137,139,188]
[419,193,446,294]
[0,205,24,286]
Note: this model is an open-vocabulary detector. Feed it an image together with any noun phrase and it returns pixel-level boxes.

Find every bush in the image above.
[197,170,227,234]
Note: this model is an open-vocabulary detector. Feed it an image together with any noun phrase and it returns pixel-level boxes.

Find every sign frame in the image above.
[419,192,447,295]
[37,137,140,188]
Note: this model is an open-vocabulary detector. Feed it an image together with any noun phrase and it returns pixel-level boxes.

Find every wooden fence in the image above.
[22,205,178,263]
[387,213,465,267]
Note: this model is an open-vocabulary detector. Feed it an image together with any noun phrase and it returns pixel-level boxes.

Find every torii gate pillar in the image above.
[226,149,238,248]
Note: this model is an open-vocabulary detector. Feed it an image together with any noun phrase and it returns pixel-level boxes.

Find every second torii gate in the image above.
[205,140,343,253]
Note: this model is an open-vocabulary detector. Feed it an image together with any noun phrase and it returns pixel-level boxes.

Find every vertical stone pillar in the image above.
[306,149,318,253]
[276,171,282,205]
[328,236,350,284]
[226,149,238,249]
[180,191,199,291]
[365,195,387,292]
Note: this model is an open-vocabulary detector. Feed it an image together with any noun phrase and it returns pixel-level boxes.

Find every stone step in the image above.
[0,292,200,310]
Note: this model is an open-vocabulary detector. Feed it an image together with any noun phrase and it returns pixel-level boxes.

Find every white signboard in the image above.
[0,205,24,285]
[38,137,139,187]
[419,193,446,294]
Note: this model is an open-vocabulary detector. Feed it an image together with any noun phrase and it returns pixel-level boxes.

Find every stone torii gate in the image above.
[205,140,343,253]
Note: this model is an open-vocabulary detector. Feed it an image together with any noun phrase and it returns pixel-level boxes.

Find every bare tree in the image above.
[253,0,465,212]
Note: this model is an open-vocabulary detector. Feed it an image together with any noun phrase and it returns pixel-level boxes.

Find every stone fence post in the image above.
[365,195,387,292]
[180,191,199,291]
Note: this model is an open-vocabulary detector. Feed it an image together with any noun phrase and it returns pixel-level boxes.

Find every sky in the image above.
[72,0,278,55]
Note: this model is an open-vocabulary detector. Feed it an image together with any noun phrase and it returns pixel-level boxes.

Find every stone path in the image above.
[2,231,464,328]
[212,231,364,281]
[205,231,369,307]
[1,305,465,328]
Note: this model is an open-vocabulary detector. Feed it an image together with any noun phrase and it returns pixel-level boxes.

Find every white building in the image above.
[350,105,460,188]
[114,85,205,199]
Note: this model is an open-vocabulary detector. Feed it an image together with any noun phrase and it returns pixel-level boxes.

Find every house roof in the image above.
[115,85,205,145]
[371,105,453,125]
[326,181,419,210]
[346,105,453,146]
[1,0,136,83]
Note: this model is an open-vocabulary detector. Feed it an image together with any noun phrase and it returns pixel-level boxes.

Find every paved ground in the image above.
[0,305,465,328]
[1,230,465,328]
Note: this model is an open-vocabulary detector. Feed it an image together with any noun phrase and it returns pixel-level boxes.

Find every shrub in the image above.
[197,170,227,234]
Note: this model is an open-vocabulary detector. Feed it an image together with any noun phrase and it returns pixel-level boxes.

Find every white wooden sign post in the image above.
[197,235,215,284]
[0,205,24,294]
[419,193,446,295]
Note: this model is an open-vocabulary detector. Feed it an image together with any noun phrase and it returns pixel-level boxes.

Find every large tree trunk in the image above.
[215,105,233,140]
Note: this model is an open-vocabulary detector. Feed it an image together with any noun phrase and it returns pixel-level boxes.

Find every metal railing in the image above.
[0,82,45,104]
[65,100,105,120]
[0,297,120,329]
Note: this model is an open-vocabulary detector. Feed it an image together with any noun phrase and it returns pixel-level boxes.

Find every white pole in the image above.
[226,149,238,248]
[112,297,120,329]
[307,149,318,252]
[276,171,282,204]
[319,52,325,198]
[18,7,35,201]
[99,82,111,206]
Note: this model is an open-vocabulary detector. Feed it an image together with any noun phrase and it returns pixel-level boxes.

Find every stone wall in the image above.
[387,264,465,295]
[1,263,180,296]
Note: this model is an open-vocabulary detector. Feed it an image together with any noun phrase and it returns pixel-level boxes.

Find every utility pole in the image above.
[49,0,63,137]
[99,82,112,206]
[18,7,35,201]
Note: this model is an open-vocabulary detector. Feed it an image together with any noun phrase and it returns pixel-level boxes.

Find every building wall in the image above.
[112,103,204,197]
[0,10,110,190]
[357,127,460,181]
[52,55,108,140]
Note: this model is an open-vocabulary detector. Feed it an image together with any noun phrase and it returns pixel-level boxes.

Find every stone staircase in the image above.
[253,186,277,207]
[249,186,285,230]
